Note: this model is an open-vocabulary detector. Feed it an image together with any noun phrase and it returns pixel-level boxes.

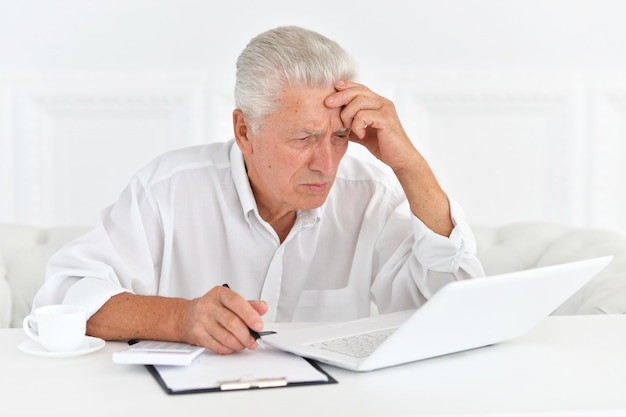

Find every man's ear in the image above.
[233,109,253,155]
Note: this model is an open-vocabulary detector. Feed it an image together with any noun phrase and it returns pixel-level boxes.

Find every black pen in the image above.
[222,283,265,349]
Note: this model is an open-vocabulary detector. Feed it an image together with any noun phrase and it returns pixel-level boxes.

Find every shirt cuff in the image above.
[411,196,477,273]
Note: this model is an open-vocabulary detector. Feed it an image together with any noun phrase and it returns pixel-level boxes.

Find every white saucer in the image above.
[18,336,106,358]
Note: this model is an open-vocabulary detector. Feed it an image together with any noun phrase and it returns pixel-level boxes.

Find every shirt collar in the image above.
[230,141,256,225]
[229,140,322,228]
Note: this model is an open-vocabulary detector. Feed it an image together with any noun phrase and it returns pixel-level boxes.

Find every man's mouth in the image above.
[302,182,329,193]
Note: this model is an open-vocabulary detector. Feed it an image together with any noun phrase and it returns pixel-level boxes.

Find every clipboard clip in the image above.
[219,377,288,391]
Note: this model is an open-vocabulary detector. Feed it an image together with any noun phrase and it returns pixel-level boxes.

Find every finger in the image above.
[324,80,367,111]
[333,80,364,93]
[349,109,378,140]
[341,96,370,130]
[186,308,245,354]
[218,287,264,348]
[215,307,260,350]
[202,328,239,355]
[329,90,382,131]
[249,300,269,316]
[219,286,265,332]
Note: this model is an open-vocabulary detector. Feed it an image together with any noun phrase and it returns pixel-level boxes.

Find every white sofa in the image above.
[2,222,626,328]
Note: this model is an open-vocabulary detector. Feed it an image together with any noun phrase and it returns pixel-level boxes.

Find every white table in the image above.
[2,315,626,417]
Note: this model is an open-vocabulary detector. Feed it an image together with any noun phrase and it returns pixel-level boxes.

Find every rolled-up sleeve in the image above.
[372,196,485,313]
[412,196,479,273]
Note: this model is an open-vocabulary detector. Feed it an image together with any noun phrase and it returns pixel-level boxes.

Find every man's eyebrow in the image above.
[288,128,324,136]
[288,127,350,136]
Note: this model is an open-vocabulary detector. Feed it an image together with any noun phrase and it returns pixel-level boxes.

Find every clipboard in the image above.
[144,346,337,395]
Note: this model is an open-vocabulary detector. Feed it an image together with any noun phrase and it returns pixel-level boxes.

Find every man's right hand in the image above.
[178,285,268,354]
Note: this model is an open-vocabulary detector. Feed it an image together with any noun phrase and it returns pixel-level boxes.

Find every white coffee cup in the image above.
[23,305,87,352]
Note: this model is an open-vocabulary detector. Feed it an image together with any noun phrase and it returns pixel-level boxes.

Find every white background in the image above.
[1,0,626,233]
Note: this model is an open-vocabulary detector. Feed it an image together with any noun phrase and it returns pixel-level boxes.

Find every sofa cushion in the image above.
[474,223,626,314]
[0,224,89,327]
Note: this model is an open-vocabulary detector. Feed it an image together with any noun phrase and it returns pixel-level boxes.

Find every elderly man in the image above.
[32,26,484,354]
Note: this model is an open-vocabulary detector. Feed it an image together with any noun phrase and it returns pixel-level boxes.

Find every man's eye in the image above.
[290,136,312,147]
[293,135,312,141]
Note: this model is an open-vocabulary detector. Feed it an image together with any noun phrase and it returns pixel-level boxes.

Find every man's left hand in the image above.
[325,80,417,173]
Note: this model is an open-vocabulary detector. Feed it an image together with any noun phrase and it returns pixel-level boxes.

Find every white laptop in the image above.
[263,256,612,372]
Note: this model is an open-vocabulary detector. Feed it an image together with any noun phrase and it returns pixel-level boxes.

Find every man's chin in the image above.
[298,195,329,211]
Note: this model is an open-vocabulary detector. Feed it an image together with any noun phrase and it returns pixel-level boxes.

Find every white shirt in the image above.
[34,140,484,322]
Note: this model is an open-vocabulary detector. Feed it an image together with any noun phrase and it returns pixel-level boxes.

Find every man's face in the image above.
[242,85,350,218]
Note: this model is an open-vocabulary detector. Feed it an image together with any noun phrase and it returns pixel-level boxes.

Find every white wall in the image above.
[1,0,626,233]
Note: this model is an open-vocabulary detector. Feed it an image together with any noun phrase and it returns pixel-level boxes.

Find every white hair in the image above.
[235,26,357,133]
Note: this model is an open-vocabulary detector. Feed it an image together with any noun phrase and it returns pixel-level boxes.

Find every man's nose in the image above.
[309,137,336,175]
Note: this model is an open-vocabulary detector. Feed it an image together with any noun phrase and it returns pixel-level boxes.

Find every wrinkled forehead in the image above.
[263,85,345,132]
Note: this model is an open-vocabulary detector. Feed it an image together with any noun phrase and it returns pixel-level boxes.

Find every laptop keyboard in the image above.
[310,328,396,358]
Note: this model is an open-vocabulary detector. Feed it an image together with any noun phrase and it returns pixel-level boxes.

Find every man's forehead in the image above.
[264,85,347,132]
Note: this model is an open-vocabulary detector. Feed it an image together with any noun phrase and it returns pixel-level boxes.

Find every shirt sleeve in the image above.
[411,196,479,272]
[371,195,485,313]
[32,176,163,318]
